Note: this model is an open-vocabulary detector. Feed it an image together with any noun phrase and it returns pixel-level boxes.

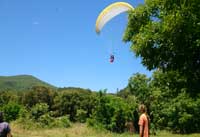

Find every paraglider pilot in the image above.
[110,54,115,63]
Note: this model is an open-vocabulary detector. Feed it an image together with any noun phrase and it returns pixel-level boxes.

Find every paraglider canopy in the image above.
[95,2,134,34]
[95,2,134,63]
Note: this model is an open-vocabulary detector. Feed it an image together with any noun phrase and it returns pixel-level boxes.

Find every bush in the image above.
[86,118,105,130]
[31,103,49,120]
[89,91,136,133]
[153,92,200,133]
[0,102,22,122]
[166,93,200,133]
[38,113,54,128]
[76,109,87,123]
[54,116,71,128]
[16,109,71,129]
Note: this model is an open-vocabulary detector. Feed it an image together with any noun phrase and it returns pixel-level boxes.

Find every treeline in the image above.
[118,71,200,134]
[0,86,135,133]
[0,71,200,134]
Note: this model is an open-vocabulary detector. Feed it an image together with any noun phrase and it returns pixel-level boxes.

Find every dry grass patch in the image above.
[11,122,200,137]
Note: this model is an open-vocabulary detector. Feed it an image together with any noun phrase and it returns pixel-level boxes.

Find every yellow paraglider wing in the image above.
[95,2,134,34]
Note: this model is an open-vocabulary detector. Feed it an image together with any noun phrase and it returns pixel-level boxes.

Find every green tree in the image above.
[128,73,151,104]
[149,70,200,133]
[0,102,22,122]
[21,86,56,109]
[30,103,49,120]
[161,92,200,133]
[0,91,19,105]
[89,90,135,133]
[53,88,95,122]
[118,73,152,132]
[123,0,200,94]
[53,91,79,121]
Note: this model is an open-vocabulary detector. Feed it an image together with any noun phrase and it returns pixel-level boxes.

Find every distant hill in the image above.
[0,75,57,91]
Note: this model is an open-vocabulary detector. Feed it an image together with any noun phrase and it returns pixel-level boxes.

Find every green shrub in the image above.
[153,92,200,133]
[166,93,200,133]
[31,103,49,120]
[86,118,104,130]
[76,109,87,123]
[54,116,71,128]
[0,102,22,122]
[16,110,71,129]
[38,113,54,128]
[89,91,135,133]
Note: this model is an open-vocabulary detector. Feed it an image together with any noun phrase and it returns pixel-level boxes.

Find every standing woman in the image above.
[0,112,12,137]
[138,104,149,137]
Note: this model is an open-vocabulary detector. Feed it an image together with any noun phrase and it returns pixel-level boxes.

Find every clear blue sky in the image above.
[0,0,151,92]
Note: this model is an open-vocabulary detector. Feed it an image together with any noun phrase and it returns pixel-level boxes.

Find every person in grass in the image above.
[0,112,12,137]
[138,104,149,137]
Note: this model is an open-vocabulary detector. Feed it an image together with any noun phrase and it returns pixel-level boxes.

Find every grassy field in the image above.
[11,123,200,137]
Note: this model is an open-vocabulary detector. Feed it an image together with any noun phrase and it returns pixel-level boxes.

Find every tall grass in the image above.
[11,122,200,137]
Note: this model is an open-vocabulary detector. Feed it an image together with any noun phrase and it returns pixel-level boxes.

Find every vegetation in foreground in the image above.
[11,123,200,137]
[0,75,200,135]
[0,0,200,136]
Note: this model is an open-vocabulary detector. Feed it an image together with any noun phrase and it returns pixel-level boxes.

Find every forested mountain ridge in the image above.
[0,75,56,91]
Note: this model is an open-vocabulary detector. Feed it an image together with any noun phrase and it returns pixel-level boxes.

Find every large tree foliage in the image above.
[127,73,151,104]
[53,88,97,122]
[123,0,200,94]
[149,70,200,133]
[118,71,200,133]
[20,86,56,109]
[88,90,136,133]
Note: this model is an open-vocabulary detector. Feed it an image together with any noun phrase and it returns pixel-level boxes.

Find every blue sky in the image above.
[0,0,151,92]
